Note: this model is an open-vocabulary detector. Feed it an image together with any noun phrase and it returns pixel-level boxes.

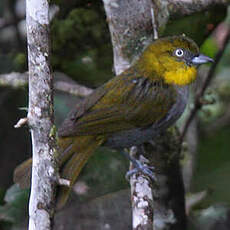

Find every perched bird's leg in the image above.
[122,147,156,181]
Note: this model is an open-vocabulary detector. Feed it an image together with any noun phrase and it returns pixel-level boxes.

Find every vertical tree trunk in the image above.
[26,0,57,229]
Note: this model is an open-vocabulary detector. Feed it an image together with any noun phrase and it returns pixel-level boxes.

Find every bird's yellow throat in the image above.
[164,64,197,86]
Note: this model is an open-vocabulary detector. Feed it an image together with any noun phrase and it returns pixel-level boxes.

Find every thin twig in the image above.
[14,117,28,128]
[151,7,158,40]
[181,29,230,141]
[57,177,71,187]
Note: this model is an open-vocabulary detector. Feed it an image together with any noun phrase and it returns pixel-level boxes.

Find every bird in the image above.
[14,35,213,209]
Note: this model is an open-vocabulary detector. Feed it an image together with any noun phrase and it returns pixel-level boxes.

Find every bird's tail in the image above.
[56,135,104,209]
[14,158,32,189]
[13,135,104,209]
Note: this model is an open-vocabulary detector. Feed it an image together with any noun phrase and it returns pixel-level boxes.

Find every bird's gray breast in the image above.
[104,86,189,149]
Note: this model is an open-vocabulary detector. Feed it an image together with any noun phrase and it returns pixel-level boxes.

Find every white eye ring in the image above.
[175,49,184,57]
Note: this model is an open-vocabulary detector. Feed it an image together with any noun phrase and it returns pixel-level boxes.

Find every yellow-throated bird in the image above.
[14,35,213,209]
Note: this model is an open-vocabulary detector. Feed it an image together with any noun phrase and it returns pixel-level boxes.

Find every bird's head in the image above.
[136,35,213,86]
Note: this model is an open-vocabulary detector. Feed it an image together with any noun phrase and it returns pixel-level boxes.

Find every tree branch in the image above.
[145,130,187,230]
[53,72,93,97]
[0,71,93,97]
[103,0,155,75]
[26,0,57,229]
[167,0,230,17]
[0,72,28,88]
[152,0,230,31]
[129,147,154,230]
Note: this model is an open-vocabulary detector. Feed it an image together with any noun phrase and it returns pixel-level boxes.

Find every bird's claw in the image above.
[126,160,156,181]
[121,150,156,181]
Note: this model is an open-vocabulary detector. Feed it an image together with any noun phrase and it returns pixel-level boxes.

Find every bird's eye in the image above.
[175,49,184,57]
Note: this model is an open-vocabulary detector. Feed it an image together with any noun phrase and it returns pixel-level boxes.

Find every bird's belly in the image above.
[104,127,159,148]
[104,86,189,149]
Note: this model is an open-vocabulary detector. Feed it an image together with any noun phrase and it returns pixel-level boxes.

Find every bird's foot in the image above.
[125,161,156,181]
[122,150,156,181]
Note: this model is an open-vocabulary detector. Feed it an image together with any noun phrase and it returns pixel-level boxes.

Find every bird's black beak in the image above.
[191,54,214,65]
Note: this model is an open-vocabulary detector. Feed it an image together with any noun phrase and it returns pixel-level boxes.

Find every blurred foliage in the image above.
[51,5,113,86]
[200,38,218,59]
[163,6,227,46]
[76,148,129,200]
[188,9,230,217]
[54,189,132,230]
[189,204,230,230]
[13,53,27,72]
[0,185,29,225]
[193,127,230,205]
[0,55,15,73]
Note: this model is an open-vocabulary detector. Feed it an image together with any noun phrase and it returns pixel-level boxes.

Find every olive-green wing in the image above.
[58,74,176,137]
[58,82,109,136]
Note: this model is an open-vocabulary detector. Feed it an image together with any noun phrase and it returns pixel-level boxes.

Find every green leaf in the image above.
[0,185,29,223]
